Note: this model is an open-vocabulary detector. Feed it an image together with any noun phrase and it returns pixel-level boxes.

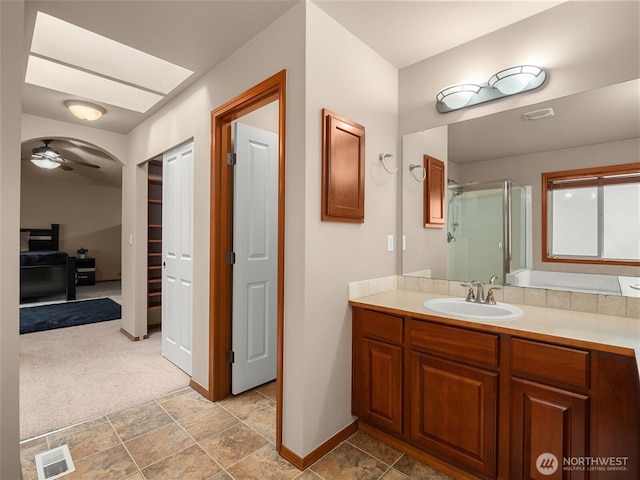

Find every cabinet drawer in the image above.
[355,308,403,345]
[511,338,590,388]
[408,320,499,367]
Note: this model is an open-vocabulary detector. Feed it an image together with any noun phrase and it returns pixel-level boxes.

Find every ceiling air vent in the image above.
[35,444,75,480]
[521,107,555,121]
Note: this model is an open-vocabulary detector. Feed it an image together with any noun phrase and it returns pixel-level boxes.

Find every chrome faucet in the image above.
[461,278,501,305]
[472,280,485,303]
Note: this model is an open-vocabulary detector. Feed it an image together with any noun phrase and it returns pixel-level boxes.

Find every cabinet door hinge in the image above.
[226,152,236,166]
[226,351,235,364]
[226,251,236,265]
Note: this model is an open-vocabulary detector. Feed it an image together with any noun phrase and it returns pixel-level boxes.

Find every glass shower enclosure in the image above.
[446,179,528,284]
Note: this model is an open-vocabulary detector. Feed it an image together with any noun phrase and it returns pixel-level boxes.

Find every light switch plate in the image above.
[387,234,394,252]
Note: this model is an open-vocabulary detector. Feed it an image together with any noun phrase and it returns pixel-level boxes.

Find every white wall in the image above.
[302,1,398,453]
[399,1,640,136]
[0,1,24,476]
[125,0,309,452]
[125,0,398,457]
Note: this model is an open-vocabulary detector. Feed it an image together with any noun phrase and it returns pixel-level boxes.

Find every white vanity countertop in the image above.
[349,289,640,374]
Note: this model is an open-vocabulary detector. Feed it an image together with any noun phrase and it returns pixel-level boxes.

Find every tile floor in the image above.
[20,382,455,480]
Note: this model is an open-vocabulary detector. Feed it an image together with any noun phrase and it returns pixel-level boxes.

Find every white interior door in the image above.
[232,123,278,394]
[162,140,194,375]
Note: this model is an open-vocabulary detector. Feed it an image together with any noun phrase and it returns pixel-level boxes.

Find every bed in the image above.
[20,224,76,302]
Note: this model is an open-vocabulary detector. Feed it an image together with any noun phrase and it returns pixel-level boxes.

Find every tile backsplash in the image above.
[349,275,639,319]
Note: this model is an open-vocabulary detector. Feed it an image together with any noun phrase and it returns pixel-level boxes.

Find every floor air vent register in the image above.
[35,444,75,480]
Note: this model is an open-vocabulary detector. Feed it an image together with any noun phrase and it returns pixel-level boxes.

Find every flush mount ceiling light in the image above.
[64,100,106,121]
[436,84,481,110]
[436,65,547,113]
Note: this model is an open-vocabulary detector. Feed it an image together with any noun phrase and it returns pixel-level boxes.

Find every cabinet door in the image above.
[357,337,403,434]
[511,378,588,480]
[409,351,497,478]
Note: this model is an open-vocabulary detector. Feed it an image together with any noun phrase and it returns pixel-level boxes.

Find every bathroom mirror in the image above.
[401,79,640,297]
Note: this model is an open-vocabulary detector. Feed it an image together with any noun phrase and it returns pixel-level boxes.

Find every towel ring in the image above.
[409,163,426,182]
[379,153,397,174]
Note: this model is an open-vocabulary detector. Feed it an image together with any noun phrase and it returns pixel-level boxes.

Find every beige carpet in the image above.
[20,317,191,440]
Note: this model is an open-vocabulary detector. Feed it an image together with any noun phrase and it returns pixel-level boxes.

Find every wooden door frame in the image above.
[209,70,286,452]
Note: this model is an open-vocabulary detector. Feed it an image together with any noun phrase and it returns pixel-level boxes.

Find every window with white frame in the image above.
[542,163,640,266]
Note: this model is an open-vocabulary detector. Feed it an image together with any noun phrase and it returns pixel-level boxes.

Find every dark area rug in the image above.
[20,298,121,334]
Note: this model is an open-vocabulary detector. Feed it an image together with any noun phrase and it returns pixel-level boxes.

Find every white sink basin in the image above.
[424,298,523,320]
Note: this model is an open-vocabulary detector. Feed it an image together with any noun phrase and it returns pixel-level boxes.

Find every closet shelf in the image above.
[147,158,163,324]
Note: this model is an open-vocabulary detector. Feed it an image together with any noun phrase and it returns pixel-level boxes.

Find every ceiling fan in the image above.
[30,139,100,171]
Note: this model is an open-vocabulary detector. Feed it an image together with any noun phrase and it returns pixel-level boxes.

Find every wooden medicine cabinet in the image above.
[321,109,365,223]
[423,155,445,227]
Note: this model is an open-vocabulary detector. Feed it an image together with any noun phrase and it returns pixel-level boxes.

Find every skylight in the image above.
[27,11,193,113]
[26,56,164,113]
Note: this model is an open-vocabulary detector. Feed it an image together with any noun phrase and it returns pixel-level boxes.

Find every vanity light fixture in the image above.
[64,100,106,121]
[436,65,547,113]
[488,65,545,95]
[436,84,481,110]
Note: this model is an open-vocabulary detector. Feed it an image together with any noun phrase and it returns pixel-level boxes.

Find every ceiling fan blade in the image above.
[68,159,101,169]
[59,163,74,171]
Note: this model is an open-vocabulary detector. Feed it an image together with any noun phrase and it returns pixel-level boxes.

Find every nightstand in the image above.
[76,257,96,286]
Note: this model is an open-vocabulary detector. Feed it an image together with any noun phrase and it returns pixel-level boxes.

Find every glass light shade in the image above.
[31,157,60,169]
[488,65,543,95]
[64,101,106,121]
[437,84,481,109]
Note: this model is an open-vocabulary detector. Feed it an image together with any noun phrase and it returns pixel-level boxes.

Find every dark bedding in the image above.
[20,250,69,267]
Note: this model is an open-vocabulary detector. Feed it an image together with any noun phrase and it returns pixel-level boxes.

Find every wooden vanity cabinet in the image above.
[351,305,640,480]
[511,378,589,480]
[407,320,499,479]
[352,308,404,435]
[510,338,591,480]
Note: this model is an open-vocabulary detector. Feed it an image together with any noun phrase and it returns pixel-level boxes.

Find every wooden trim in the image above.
[280,421,358,471]
[278,445,305,470]
[542,162,640,267]
[543,162,640,184]
[358,423,481,480]
[188,379,209,399]
[209,70,286,455]
[119,327,148,342]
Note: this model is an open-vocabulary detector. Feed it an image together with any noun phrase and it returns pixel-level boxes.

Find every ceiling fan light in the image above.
[64,100,106,121]
[436,84,481,109]
[488,65,543,95]
[31,157,61,169]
